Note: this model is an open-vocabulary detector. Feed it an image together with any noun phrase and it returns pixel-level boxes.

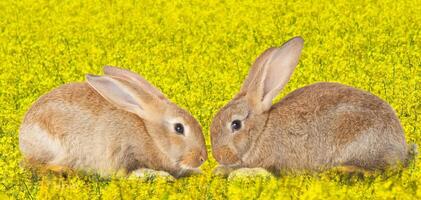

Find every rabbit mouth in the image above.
[176,149,207,170]
[213,145,243,166]
[176,158,202,170]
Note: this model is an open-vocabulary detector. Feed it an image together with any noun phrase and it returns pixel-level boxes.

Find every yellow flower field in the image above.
[0,0,420,199]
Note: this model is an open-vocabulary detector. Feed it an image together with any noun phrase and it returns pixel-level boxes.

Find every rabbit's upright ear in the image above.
[103,66,166,99]
[86,74,168,122]
[242,37,304,114]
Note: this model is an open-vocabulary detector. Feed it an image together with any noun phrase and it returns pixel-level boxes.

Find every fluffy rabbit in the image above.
[19,66,207,177]
[211,37,412,174]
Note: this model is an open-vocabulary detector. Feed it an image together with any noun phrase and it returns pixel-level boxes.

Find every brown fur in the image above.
[19,67,207,177]
[211,37,409,173]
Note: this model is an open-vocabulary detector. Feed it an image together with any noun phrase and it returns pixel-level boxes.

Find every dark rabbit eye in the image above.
[231,120,242,132]
[174,123,184,135]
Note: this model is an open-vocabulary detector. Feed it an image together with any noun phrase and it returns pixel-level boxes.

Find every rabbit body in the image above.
[20,67,207,177]
[20,83,168,174]
[240,82,407,171]
[211,37,410,173]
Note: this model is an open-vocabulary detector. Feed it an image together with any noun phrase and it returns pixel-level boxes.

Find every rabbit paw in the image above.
[212,165,236,177]
[130,168,175,182]
[178,168,203,177]
[228,168,273,180]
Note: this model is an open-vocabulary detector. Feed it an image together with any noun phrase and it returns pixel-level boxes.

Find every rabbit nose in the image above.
[199,150,208,163]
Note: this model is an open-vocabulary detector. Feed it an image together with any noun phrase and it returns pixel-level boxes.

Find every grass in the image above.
[0,0,420,199]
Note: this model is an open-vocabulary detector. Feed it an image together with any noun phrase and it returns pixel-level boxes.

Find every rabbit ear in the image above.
[244,37,304,114]
[86,74,167,122]
[240,47,278,93]
[103,66,166,100]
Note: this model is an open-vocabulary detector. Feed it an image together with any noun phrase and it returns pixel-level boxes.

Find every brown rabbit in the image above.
[19,66,207,178]
[211,37,413,175]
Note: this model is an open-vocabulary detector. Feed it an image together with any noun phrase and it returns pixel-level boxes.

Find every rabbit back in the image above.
[264,82,407,170]
[19,83,163,174]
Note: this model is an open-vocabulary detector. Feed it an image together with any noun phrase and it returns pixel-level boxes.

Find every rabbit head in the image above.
[87,66,207,170]
[210,37,304,166]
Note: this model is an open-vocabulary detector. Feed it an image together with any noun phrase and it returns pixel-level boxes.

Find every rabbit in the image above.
[211,36,413,175]
[19,66,207,178]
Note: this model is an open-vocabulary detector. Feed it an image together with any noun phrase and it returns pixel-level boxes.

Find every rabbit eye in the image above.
[231,120,242,132]
[174,123,184,135]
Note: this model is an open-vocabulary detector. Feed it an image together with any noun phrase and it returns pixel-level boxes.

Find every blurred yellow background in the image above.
[0,0,420,199]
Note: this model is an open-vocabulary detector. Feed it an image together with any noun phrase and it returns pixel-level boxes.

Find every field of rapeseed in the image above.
[1,0,420,199]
